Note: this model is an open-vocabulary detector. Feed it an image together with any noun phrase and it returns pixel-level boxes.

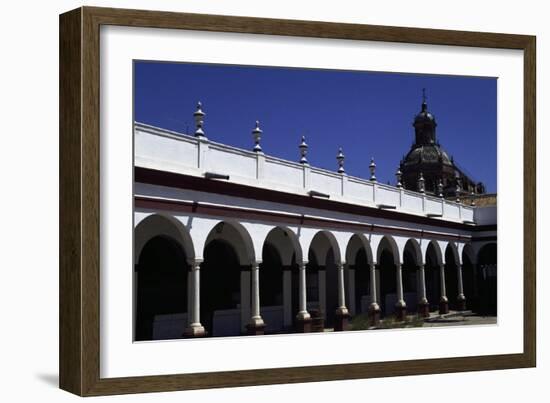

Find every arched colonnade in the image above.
[134,212,496,340]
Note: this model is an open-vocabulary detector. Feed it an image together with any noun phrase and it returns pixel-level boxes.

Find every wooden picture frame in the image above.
[59,6,536,396]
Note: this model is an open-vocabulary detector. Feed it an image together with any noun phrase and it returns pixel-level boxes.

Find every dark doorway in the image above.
[425,243,441,312]
[462,254,475,311]
[260,242,285,333]
[325,248,338,328]
[379,249,397,317]
[290,253,300,329]
[445,248,459,310]
[402,248,418,313]
[135,235,188,341]
[478,243,497,315]
[354,248,370,315]
[201,239,241,336]
[260,243,283,307]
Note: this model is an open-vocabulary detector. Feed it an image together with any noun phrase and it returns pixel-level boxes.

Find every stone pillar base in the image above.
[184,324,206,338]
[395,302,407,321]
[439,298,449,315]
[334,307,350,331]
[295,316,312,333]
[417,301,430,318]
[367,303,381,326]
[246,322,266,336]
[457,295,467,311]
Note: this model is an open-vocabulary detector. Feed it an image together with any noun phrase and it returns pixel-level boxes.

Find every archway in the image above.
[477,243,497,315]
[462,245,476,311]
[134,214,193,341]
[135,235,188,341]
[377,236,399,317]
[261,227,301,333]
[308,231,341,329]
[259,243,284,333]
[345,234,373,316]
[425,242,442,313]
[445,244,459,310]
[403,240,421,314]
[201,221,255,337]
[353,248,371,314]
[306,250,320,317]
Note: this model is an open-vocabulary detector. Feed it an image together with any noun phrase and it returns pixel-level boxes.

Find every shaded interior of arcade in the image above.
[134,214,497,341]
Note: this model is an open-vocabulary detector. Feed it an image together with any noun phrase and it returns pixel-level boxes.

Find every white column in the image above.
[336,264,348,314]
[187,270,192,326]
[457,263,466,310]
[375,265,381,309]
[440,264,448,301]
[418,264,428,304]
[240,269,251,331]
[369,263,378,305]
[296,263,310,320]
[457,264,465,298]
[396,263,405,305]
[283,269,292,327]
[249,262,264,326]
[186,260,205,336]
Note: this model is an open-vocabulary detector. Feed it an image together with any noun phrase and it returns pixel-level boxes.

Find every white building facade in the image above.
[133,116,497,340]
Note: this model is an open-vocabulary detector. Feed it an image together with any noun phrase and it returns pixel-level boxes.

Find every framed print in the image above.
[59,6,536,396]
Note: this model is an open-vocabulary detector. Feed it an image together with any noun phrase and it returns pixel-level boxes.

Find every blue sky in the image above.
[134,61,497,193]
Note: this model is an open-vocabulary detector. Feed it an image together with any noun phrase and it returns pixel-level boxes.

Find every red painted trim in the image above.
[134,166,496,233]
[472,236,498,242]
[473,224,498,232]
[135,196,472,242]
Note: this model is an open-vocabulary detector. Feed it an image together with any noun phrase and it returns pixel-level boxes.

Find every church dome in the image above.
[399,90,485,197]
[402,144,453,167]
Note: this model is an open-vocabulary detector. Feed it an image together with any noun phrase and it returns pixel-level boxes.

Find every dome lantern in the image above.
[413,89,437,146]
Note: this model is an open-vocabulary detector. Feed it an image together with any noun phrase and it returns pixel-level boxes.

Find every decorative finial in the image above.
[395,167,403,188]
[252,120,263,152]
[421,88,428,111]
[193,101,206,138]
[299,136,309,164]
[418,172,425,194]
[437,178,444,198]
[336,147,345,174]
[369,157,376,181]
[455,179,462,203]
